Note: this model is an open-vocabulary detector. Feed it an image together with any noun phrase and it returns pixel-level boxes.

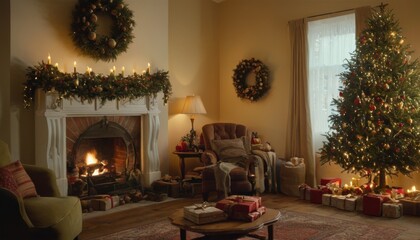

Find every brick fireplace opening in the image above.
[66,116,141,197]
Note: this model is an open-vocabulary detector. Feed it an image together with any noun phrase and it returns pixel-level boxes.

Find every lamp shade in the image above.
[182,95,207,114]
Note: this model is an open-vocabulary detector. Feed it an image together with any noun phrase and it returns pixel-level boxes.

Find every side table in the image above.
[173,151,203,179]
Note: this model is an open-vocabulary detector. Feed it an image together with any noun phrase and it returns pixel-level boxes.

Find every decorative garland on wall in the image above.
[71,0,135,62]
[232,58,270,102]
[23,61,172,109]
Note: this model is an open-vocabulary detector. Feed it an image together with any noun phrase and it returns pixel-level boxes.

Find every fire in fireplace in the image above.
[67,116,142,197]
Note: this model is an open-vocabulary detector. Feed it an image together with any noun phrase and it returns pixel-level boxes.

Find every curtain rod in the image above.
[307,3,388,19]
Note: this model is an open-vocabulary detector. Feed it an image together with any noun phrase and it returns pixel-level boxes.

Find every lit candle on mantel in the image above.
[147,62,151,73]
[73,61,77,73]
[121,66,125,76]
[47,54,51,65]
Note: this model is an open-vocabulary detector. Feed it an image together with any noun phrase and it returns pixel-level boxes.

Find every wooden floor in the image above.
[80,193,420,240]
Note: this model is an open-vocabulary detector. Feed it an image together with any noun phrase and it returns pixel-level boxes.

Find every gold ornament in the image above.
[108,38,117,48]
[90,14,98,23]
[88,32,96,41]
[384,128,392,135]
[407,118,413,124]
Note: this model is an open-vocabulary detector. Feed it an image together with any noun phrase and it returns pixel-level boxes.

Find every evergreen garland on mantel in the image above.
[23,61,172,109]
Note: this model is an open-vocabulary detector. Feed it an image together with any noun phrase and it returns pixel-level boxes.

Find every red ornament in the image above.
[369,104,376,111]
[339,92,344,97]
[354,97,361,105]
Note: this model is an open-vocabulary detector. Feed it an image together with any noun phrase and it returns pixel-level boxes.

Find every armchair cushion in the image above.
[211,138,247,161]
[1,160,38,198]
[0,168,19,196]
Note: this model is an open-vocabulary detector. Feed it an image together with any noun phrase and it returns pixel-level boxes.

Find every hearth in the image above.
[35,90,162,196]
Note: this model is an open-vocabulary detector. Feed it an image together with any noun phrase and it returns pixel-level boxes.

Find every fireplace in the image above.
[66,116,140,196]
[34,90,162,196]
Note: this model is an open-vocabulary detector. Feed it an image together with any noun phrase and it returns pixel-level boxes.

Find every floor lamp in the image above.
[182,95,207,151]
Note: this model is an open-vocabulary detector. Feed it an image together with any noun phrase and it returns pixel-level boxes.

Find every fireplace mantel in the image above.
[34,89,161,196]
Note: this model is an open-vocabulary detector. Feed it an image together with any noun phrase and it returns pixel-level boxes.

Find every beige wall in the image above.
[216,0,420,188]
[7,0,170,173]
[0,0,10,146]
[168,0,220,177]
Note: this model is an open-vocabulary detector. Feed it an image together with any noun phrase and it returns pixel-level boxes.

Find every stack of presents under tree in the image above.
[298,177,420,218]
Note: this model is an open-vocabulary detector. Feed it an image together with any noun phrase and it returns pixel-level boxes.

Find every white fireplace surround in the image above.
[35,90,161,196]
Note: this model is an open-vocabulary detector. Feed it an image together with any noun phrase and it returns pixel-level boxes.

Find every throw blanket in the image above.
[213,162,238,197]
[252,150,277,193]
[213,154,269,197]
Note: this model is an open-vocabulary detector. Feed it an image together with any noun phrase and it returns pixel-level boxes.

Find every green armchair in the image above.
[0,142,82,240]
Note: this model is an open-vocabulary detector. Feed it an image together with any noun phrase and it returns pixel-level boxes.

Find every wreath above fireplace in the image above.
[71,0,135,62]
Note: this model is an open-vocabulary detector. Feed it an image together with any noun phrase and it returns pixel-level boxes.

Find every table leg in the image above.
[180,229,186,240]
[268,225,274,240]
[179,157,185,179]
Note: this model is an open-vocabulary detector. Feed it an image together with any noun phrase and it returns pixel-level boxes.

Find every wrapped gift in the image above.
[319,185,333,194]
[91,195,120,211]
[152,180,181,198]
[231,206,267,222]
[400,199,420,216]
[356,195,364,212]
[321,178,342,187]
[298,184,311,200]
[310,188,323,204]
[382,203,403,218]
[227,195,262,209]
[216,197,258,216]
[363,194,389,216]
[344,197,357,211]
[184,204,227,224]
[331,195,346,210]
[322,194,332,206]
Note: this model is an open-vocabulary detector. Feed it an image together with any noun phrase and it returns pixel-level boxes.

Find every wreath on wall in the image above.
[232,58,270,102]
[71,0,135,62]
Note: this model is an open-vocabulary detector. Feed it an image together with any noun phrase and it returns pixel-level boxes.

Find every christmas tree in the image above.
[319,4,420,189]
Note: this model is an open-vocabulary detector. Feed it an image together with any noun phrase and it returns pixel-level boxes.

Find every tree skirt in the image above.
[91,210,402,240]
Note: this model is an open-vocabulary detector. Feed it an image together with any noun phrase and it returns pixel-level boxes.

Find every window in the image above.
[307,13,356,152]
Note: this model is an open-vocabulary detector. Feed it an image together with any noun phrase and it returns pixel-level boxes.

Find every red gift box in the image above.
[231,206,267,222]
[227,195,262,209]
[320,178,342,187]
[216,198,258,216]
[362,194,390,216]
[310,188,323,204]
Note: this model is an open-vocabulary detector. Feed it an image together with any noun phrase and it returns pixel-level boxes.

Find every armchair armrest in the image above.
[201,150,218,166]
[0,187,34,228]
[23,164,60,197]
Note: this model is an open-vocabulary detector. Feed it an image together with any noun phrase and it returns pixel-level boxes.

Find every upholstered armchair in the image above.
[200,123,258,201]
[0,140,82,240]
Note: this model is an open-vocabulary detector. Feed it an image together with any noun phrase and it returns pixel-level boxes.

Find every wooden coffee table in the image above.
[169,208,281,240]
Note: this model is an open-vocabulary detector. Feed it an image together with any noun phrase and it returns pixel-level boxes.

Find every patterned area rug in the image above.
[91,210,402,240]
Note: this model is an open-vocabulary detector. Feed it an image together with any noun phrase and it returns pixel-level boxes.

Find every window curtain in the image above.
[286,18,315,186]
[286,6,371,188]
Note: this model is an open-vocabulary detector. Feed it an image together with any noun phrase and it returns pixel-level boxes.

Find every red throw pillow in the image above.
[0,168,20,196]
[2,161,38,198]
